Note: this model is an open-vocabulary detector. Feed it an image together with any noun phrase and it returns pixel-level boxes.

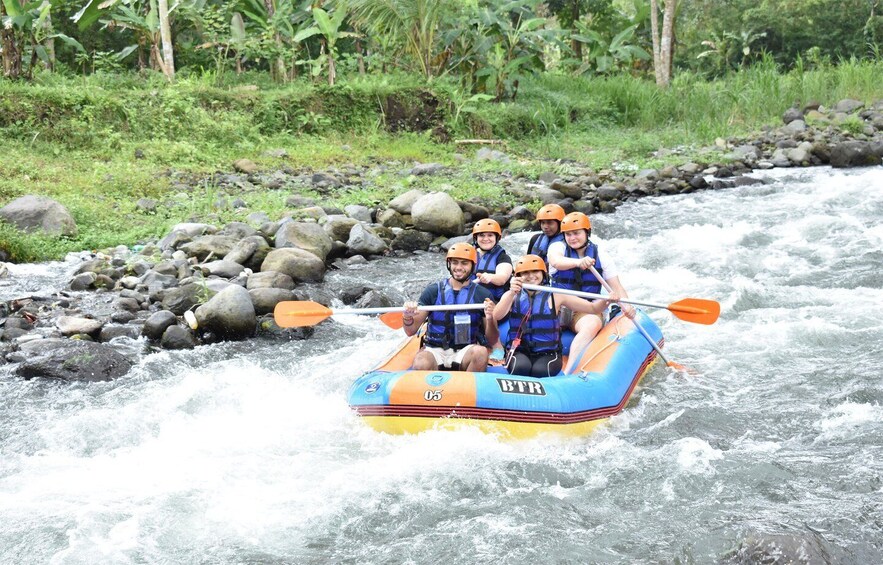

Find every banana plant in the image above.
[293,5,358,85]
[570,22,649,74]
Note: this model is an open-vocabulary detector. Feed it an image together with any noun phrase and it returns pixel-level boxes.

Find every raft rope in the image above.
[574,315,627,379]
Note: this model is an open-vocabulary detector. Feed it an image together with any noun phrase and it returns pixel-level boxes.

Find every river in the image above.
[1,166,881,564]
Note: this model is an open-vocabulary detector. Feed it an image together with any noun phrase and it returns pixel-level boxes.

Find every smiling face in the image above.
[539,220,559,237]
[447,257,474,282]
[564,229,588,250]
[518,269,544,285]
[474,231,497,251]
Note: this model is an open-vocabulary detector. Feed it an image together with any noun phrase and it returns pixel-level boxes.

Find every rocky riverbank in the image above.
[1,98,882,381]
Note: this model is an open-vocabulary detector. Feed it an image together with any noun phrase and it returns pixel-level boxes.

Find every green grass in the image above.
[2,57,882,262]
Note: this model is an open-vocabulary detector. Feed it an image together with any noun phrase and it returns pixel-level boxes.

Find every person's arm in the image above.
[548,241,593,271]
[558,293,610,316]
[493,277,521,320]
[403,285,434,336]
[483,298,499,346]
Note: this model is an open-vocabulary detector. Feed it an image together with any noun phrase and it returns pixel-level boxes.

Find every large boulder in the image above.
[142,310,178,340]
[246,270,295,290]
[274,221,334,261]
[0,195,77,237]
[411,192,464,236]
[323,215,359,243]
[829,141,882,168]
[347,224,388,256]
[224,235,271,270]
[388,189,425,214]
[56,316,103,337]
[178,235,238,262]
[248,287,295,315]
[194,285,256,340]
[160,283,205,315]
[261,248,326,283]
[15,340,132,381]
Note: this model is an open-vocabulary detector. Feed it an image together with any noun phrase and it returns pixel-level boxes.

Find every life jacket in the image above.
[507,290,560,354]
[474,244,510,301]
[551,241,604,294]
[528,232,564,267]
[423,280,485,349]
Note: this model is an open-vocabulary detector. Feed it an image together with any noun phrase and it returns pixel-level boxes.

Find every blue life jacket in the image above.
[507,290,560,354]
[423,280,485,349]
[528,232,564,267]
[474,244,510,301]
[551,241,604,294]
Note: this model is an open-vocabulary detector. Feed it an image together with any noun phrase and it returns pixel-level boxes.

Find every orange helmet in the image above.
[471,218,502,236]
[514,254,547,275]
[446,242,477,264]
[560,212,592,233]
[536,204,565,222]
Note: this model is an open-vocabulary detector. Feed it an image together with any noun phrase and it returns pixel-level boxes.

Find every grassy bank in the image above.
[2,58,882,262]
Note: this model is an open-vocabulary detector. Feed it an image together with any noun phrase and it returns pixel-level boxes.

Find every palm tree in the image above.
[349,0,456,79]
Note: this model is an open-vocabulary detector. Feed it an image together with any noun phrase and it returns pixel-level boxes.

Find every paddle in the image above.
[273,301,486,329]
[520,284,719,325]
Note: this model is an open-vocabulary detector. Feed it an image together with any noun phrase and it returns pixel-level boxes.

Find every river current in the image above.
[1,166,881,564]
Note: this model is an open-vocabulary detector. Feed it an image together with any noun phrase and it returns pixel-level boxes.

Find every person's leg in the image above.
[564,314,603,372]
[506,352,532,376]
[531,352,562,378]
[413,348,442,370]
[458,344,490,372]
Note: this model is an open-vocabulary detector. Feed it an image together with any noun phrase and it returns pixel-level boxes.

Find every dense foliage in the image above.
[3,0,880,87]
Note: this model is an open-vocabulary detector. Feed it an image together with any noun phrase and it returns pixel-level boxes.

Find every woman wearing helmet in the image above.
[547,212,635,372]
[402,243,499,372]
[526,203,566,267]
[471,218,513,301]
[493,255,613,377]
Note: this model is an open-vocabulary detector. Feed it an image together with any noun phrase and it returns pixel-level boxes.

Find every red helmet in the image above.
[536,204,565,222]
[471,218,502,236]
[446,242,477,264]
[514,254,547,275]
[560,212,592,233]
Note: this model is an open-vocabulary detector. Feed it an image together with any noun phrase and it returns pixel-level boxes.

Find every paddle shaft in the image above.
[521,283,702,314]
[584,265,673,367]
[331,303,486,316]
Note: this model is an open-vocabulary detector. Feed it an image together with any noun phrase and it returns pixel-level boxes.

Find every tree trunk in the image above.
[651,0,676,88]
[650,0,662,85]
[43,9,56,71]
[660,0,676,87]
[1,3,21,78]
[157,0,175,81]
[356,38,366,75]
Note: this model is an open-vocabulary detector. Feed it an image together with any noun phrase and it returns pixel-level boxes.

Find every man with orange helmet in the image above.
[402,243,499,371]
[493,255,612,377]
[526,203,566,268]
[547,212,635,371]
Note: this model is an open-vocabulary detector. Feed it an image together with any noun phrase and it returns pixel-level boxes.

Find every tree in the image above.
[650,0,675,87]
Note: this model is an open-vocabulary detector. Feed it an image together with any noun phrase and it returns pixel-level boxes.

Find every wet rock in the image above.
[99,324,142,342]
[0,195,78,237]
[347,224,388,256]
[110,310,137,324]
[830,141,882,168]
[160,325,196,349]
[15,340,132,381]
[160,283,205,315]
[248,287,295,315]
[324,216,359,243]
[246,270,295,290]
[261,248,326,283]
[194,285,256,340]
[275,221,334,261]
[391,229,433,252]
[388,189,425,215]
[142,310,178,340]
[56,316,103,337]
[113,297,141,312]
[354,289,395,309]
[69,272,98,291]
[412,192,464,236]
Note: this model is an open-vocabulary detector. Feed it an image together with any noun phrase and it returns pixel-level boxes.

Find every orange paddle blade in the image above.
[378,311,405,330]
[667,298,720,325]
[273,301,334,327]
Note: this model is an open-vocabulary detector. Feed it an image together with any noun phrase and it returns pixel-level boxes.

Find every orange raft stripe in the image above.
[389,370,478,407]
[354,343,659,425]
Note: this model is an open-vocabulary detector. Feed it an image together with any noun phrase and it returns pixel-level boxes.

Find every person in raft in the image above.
[547,212,636,369]
[493,255,615,378]
[402,243,499,372]
[470,218,513,363]
[525,203,566,268]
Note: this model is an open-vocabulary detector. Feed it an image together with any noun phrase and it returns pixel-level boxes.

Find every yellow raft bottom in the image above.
[358,355,658,439]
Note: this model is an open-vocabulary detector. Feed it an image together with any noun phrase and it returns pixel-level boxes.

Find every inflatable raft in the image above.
[347,310,663,438]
